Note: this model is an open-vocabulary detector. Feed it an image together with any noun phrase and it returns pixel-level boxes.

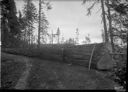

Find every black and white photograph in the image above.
[0,0,127,90]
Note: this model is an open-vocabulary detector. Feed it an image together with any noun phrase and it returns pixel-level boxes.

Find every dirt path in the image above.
[26,57,115,90]
[2,52,115,90]
[1,52,32,89]
[14,58,32,89]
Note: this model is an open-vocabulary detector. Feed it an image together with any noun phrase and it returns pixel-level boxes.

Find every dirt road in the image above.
[1,52,115,90]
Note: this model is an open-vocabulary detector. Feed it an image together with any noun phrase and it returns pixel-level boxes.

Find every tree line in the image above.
[1,0,51,48]
[1,0,91,48]
[1,0,127,49]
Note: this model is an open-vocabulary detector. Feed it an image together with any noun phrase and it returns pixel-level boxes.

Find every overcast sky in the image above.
[15,0,103,44]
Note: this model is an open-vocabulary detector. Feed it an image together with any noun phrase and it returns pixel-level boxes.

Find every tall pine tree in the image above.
[22,0,38,45]
[1,0,21,47]
[38,0,51,47]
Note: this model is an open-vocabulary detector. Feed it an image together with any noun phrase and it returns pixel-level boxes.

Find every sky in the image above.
[15,0,103,44]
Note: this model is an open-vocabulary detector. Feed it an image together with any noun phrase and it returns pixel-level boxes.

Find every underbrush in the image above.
[110,47,127,91]
[112,56,126,91]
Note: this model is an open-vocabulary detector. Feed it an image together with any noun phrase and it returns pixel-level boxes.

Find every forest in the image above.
[1,0,127,90]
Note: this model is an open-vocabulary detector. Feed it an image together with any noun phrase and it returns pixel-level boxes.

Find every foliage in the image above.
[82,34,91,44]
[40,12,49,44]
[113,60,126,90]
[61,36,65,44]
[106,0,127,90]
[64,38,76,45]
[37,0,52,46]
[22,0,38,44]
[82,0,127,90]
[75,28,79,44]
[108,0,128,46]
[112,48,127,90]
[23,0,38,24]
[1,0,21,47]
[56,27,61,44]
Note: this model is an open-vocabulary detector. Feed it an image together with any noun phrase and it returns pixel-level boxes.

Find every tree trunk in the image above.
[51,30,53,44]
[29,25,33,45]
[38,0,41,48]
[58,35,59,44]
[101,0,109,43]
[24,0,29,47]
[24,29,27,42]
[107,0,114,53]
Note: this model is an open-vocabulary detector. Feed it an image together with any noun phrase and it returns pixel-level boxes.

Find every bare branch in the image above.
[86,1,97,16]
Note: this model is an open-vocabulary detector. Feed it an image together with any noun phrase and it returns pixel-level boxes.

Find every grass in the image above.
[1,53,26,89]
[26,57,114,89]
